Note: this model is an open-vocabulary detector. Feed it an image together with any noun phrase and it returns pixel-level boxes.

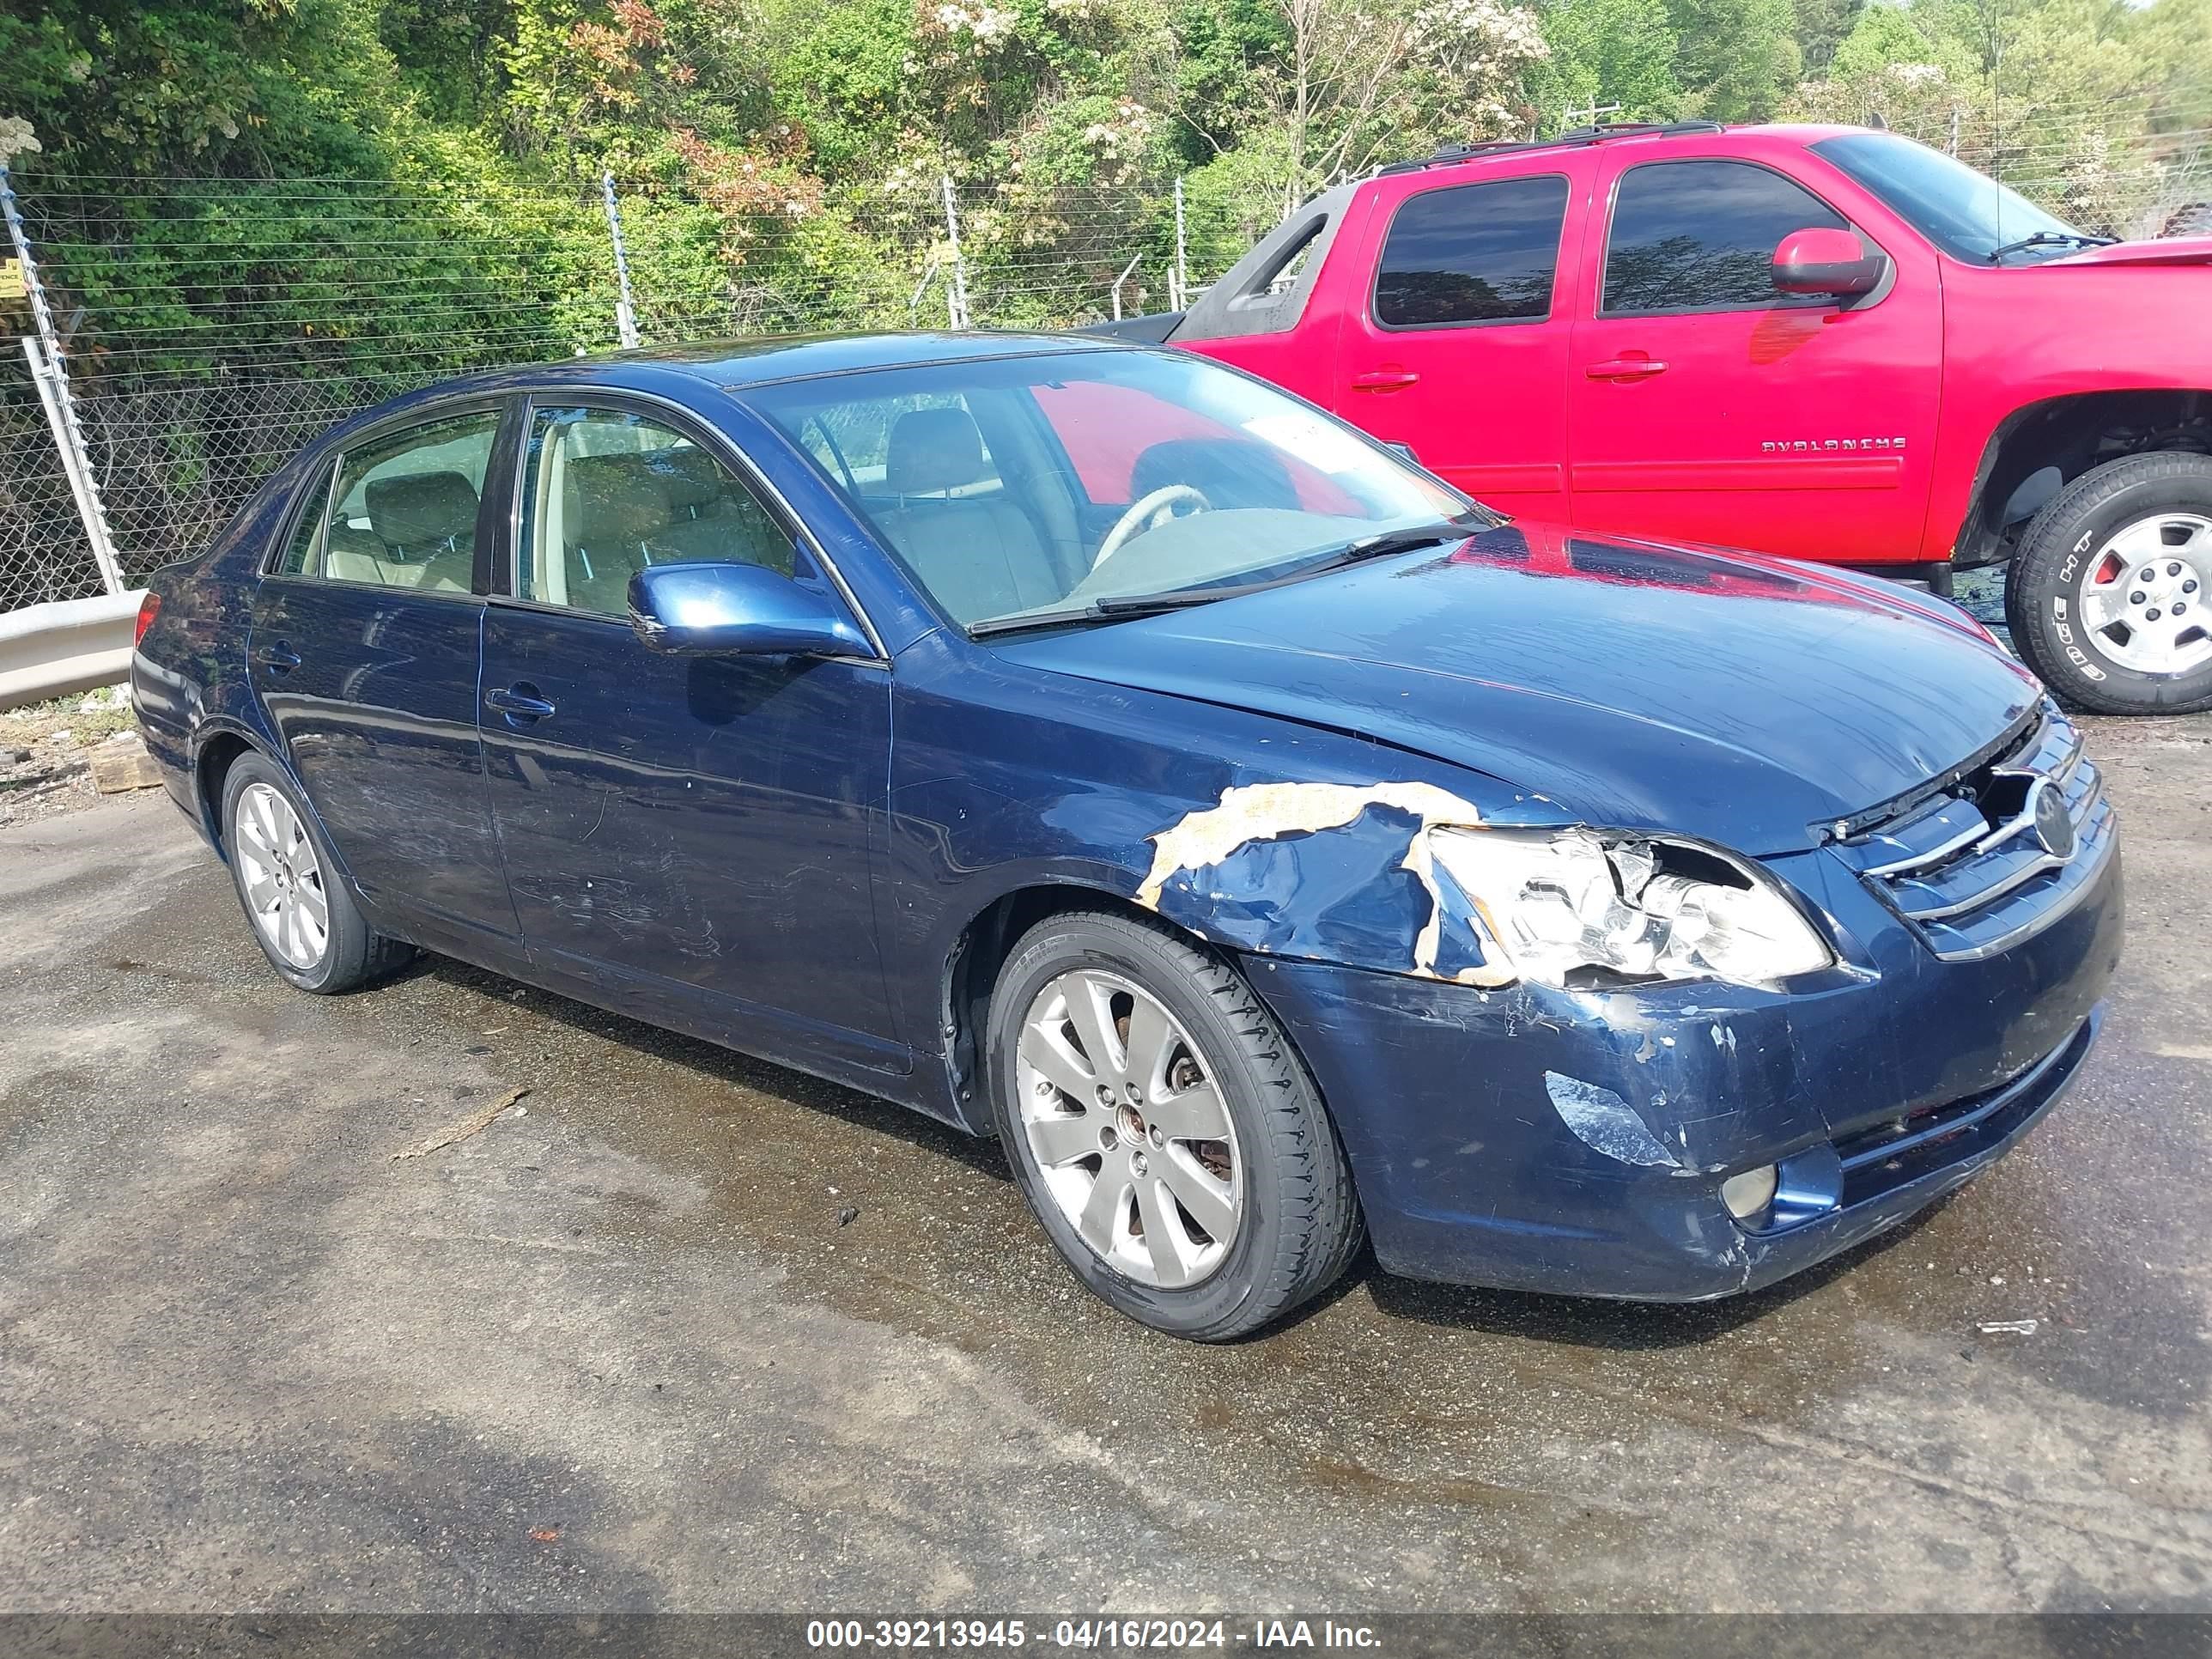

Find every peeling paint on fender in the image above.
[1133,780,1514,984]
[1543,1071,1683,1169]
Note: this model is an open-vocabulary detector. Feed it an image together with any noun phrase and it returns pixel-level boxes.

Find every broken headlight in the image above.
[1428,826,1833,991]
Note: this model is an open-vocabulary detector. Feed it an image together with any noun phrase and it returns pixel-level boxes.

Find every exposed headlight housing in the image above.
[1429,826,1832,991]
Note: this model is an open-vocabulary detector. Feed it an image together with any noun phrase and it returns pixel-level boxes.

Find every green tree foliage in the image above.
[1526,0,1683,124]
[1791,0,1863,75]
[1669,0,1802,121]
[1788,0,2212,235]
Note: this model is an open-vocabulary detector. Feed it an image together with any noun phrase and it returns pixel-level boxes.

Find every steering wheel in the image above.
[1094,484,1212,569]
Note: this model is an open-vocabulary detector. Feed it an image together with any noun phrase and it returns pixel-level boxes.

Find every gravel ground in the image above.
[0,689,138,830]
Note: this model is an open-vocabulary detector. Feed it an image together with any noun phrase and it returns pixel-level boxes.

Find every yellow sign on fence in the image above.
[0,258,25,301]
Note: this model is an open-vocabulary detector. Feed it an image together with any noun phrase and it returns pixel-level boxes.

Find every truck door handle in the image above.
[1351,368,1420,392]
[255,641,301,675]
[485,684,556,722]
[1585,356,1669,381]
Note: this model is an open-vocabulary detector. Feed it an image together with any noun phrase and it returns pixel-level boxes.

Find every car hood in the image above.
[994,522,2043,854]
[2045,235,2212,267]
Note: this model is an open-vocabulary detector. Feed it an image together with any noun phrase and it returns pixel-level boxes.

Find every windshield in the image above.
[746,349,1481,631]
[1812,131,2094,263]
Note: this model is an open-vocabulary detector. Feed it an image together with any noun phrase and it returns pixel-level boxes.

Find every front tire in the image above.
[2007,452,2212,714]
[985,909,1362,1341]
[221,751,412,994]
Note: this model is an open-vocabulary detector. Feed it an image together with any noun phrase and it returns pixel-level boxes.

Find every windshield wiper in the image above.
[968,580,1282,638]
[1335,518,1483,562]
[966,515,1486,640]
[1985,230,2118,262]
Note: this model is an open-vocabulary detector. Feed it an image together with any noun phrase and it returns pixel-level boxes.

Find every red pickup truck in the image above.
[1112,121,2212,714]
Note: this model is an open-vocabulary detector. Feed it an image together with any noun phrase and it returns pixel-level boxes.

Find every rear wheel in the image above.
[221,751,412,994]
[2007,452,2212,714]
[985,909,1361,1341]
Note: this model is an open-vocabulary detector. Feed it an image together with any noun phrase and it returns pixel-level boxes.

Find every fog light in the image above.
[1720,1164,1779,1221]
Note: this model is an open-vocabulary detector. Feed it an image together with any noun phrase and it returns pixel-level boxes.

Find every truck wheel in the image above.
[2007,452,2212,715]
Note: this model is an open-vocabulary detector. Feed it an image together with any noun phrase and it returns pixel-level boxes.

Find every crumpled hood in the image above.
[995,522,2043,854]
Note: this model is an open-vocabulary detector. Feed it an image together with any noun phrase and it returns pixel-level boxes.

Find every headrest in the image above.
[365,471,479,555]
[568,460,672,548]
[887,407,989,495]
[1130,438,1298,513]
[645,445,726,514]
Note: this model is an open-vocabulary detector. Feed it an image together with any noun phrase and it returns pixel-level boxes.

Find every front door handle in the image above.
[1584,355,1669,381]
[485,684,556,722]
[255,641,301,675]
[1351,368,1421,392]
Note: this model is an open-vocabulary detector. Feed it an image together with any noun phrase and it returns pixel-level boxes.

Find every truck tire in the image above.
[2007,452,2212,715]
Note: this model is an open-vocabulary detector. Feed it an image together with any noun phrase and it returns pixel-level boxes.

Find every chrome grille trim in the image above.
[1832,703,2116,963]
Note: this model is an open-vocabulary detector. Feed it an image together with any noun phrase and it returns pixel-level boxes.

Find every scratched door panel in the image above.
[250,580,518,954]
[475,605,904,1074]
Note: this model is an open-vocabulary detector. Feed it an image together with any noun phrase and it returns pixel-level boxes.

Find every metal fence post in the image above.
[602,169,641,350]
[940,176,970,330]
[3,162,125,597]
[1110,254,1141,321]
[1172,178,1188,313]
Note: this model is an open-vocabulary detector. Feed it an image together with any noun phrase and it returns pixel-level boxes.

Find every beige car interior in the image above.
[522,416,793,617]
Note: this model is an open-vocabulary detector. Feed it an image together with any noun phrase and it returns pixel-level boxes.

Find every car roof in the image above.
[390,330,1129,406]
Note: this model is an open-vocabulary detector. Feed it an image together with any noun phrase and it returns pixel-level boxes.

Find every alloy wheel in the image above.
[2075,512,2212,677]
[234,781,331,970]
[1014,969,1242,1288]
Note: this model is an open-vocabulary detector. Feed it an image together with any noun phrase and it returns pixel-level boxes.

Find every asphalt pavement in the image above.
[2,712,2209,1615]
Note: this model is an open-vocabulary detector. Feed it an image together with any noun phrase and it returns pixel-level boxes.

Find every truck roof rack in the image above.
[1376,120,1727,176]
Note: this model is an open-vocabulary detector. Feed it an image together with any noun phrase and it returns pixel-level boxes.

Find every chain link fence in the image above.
[5,112,2209,617]
[0,162,1230,612]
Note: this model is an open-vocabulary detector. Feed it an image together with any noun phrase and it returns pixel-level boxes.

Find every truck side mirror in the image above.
[1771,228,1891,299]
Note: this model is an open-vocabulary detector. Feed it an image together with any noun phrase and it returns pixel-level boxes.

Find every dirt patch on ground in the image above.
[0,687,141,829]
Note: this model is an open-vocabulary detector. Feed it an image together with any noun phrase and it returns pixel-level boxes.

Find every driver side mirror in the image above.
[628,562,871,658]
[1771,227,1891,299]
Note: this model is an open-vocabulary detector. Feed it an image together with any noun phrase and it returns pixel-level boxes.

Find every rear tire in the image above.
[2006,452,2212,715]
[985,909,1362,1341]
[221,751,413,994]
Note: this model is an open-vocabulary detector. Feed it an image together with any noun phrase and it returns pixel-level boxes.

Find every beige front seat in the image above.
[869,409,1064,622]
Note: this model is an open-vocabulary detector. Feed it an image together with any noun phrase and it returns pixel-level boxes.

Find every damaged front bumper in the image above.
[1246,835,2122,1301]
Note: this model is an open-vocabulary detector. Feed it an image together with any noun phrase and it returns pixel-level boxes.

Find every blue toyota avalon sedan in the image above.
[131,332,2122,1340]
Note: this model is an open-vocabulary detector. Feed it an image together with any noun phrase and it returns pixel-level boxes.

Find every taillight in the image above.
[134,591,161,647]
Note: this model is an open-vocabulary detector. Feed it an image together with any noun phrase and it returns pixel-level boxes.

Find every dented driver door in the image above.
[474,397,904,1079]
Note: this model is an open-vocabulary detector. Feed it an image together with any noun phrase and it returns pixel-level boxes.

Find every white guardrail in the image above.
[0,590,145,711]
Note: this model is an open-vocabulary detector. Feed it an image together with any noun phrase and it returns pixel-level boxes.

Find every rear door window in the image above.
[1601,160,1849,316]
[1374,175,1571,328]
[301,409,501,592]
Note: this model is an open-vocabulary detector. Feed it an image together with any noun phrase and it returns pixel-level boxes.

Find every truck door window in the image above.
[1374,176,1570,329]
[1601,160,1848,316]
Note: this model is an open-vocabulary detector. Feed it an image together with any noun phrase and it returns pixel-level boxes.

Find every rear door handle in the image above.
[485,684,556,722]
[255,641,301,675]
[1350,368,1420,392]
[1584,356,1669,381]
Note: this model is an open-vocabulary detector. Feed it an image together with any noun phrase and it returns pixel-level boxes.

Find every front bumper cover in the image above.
[1248,835,2122,1300]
